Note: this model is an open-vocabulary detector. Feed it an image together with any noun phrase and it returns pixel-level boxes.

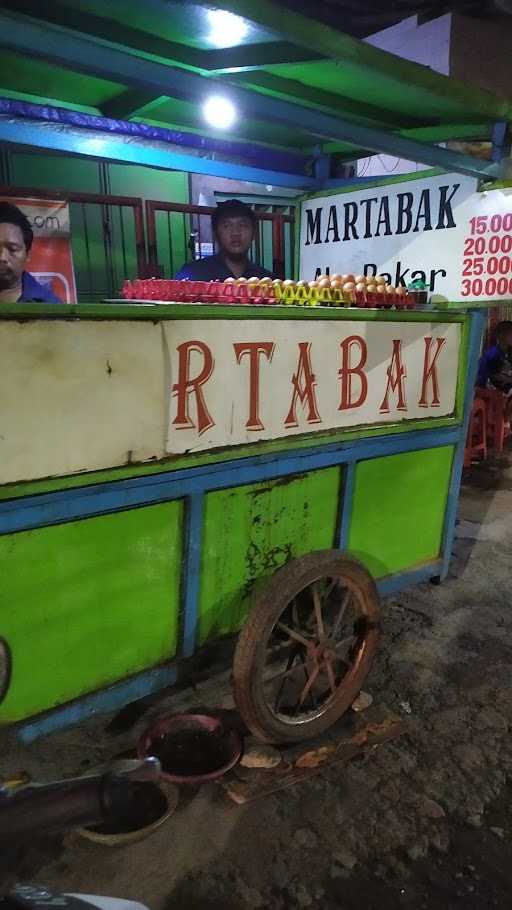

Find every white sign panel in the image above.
[299,173,512,303]
[164,319,460,455]
[0,317,460,485]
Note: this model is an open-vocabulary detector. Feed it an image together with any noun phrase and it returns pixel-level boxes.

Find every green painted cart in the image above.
[0,299,484,744]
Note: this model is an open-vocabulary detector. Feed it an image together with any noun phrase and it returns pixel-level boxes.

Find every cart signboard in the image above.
[0,314,460,484]
[299,172,512,303]
[164,319,460,454]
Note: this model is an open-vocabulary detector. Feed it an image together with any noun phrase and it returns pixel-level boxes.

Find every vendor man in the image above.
[0,202,62,303]
[175,199,273,281]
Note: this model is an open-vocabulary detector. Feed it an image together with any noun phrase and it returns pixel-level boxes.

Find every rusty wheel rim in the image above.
[0,638,11,705]
[260,577,370,727]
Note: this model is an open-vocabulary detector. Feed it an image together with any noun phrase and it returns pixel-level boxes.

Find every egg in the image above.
[344,274,355,283]
[355,282,366,293]
[225,276,236,283]
[396,285,407,296]
[236,277,247,285]
[376,275,388,285]
[296,280,309,288]
[317,278,330,289]
[330,273,343,282]
[273,278,283,287]
[283,279,296,288]
[386,285,395,295]
[247,276,260,286]
[330,278,343,289]
[309,280,318,289]
[376,284,386,294]
[354,275,366,285]
[366,284,377,294]
[317,273,329,282]
[343,282,356,294]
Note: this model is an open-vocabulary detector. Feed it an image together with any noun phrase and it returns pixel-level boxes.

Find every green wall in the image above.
[1,146,189,300]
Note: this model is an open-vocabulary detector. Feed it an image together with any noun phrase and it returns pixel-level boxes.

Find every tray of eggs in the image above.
[121,277,276,304]
[272,274,414,309]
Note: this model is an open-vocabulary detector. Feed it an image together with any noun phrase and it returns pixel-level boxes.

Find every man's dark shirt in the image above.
[20,272,62,303]
[477,343,512,389]
[175,254,273,281]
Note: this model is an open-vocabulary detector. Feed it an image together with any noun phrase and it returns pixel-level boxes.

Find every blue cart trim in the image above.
[0,425,461,536]
[16,663,178,744]
[376,561,443,597]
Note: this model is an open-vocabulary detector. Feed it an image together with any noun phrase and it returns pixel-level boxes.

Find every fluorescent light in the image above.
[207,9,249,47]
[203,95,237,130]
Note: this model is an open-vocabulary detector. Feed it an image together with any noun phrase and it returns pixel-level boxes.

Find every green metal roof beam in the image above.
[227,71,435,131]
[0,11,501,179]
[1,0,204,71]
[202,42,323,71]
[2,0,319,73]
[323,123,496,156]
[101,91,168,120]
[203,0,512,123]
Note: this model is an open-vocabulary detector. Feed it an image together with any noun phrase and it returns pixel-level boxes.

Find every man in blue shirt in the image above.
[0,202,62,303]
[175,199,273,282]
[477,321,512,393]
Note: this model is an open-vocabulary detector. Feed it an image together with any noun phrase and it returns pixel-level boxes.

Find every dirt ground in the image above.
[1,457,512,910]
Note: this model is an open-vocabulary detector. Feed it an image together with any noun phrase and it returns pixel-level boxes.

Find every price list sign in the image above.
[461,210,512,300]
[300,173,512,304]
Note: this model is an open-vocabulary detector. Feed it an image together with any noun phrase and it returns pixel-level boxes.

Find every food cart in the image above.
[0,295,485,743]
[0,0,510,746]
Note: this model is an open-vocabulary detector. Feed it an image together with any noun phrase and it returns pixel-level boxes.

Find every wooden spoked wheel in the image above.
[0,637,11,706]
[233,551,381,744]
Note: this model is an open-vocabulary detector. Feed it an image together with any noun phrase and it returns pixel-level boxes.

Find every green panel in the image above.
[198,467,341,644]
[348,447,454,579]
[8,152,101,193]
[0,502,183,723]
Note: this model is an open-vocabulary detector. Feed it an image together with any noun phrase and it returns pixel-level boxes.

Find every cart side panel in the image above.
[0,501,184,724]
[347,446,455,579]
[198,466,341,644]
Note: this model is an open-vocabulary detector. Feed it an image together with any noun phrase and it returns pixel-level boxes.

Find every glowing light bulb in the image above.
[207,9,249,47]
[203,95,237,130]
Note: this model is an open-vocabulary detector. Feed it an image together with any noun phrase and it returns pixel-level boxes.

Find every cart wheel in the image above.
[233,550,380,744]
[0,637,11,705]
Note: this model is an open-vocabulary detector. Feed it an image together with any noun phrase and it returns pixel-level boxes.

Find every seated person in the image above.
[0,202,62,303]
[477,320,512,394]
[175,199,273,281]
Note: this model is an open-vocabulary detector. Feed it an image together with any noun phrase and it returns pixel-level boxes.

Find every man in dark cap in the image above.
[175,199,273,281]
[0,202,62,303]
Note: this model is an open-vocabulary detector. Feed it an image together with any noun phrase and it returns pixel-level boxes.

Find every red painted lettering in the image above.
[172,340,215,434]
[419,337,446,408]
[234,341,275,431]
[285,342,321,428]
[380,340,407,413]
[338,336,368,410]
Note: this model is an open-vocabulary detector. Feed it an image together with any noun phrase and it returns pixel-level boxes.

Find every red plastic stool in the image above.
[464,397,487,467]
[478,387,511,453]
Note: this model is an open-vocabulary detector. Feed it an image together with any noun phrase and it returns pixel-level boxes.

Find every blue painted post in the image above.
[181,494,205,657]
[491,122,510,164]
[440,308,486,580]
[337,461,356,551]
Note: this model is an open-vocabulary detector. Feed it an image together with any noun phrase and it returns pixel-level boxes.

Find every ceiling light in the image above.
[203,95,237,130]
[207,9,249,47]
